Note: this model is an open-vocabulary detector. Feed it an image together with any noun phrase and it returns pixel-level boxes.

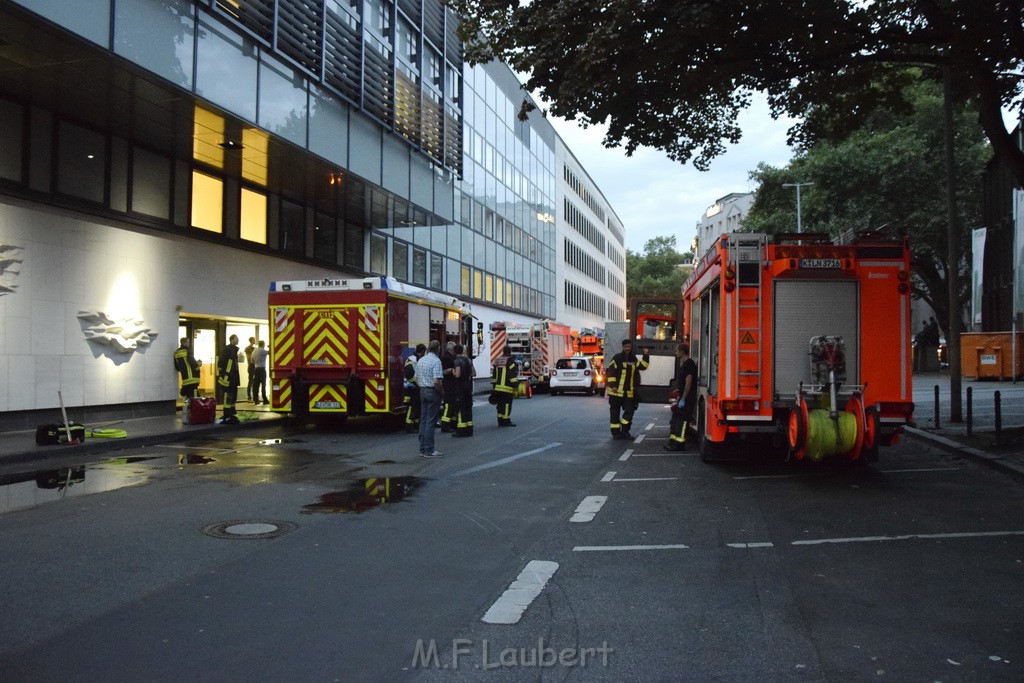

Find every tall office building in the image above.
[0,0,625,424]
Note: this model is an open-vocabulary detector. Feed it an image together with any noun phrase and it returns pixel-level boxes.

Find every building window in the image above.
[392,240,408,279]
[280,200,305,256]
[413,247,427,286]
[370,233,387,274]
[131,147,171,220]
[191,170,223,233]
[57,121,106,204]
[240,187,268,243]
[430,253,443,289]
[460,264,471,296]
[314,211,337,262]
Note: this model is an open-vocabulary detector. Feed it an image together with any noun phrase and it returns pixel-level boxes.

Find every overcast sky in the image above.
[548,95,798,255]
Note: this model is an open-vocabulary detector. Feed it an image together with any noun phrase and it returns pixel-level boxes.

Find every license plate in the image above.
[314,401,341,409]
[561,371,579,377]
[799,258,842,269]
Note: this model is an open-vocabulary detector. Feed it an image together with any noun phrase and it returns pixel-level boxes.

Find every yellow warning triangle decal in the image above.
[741,332,755,344]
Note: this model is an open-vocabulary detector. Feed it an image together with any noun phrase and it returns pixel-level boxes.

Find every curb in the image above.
[904,426,1024,480]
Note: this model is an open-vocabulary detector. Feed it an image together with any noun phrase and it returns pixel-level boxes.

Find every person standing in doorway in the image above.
[665,343,697,451]
[217,334,241,424]
[403,343,426,433]
[606,339,650,440]
[244,336,257,402]
[251,339,269,404]
[452,344,475,437]
[415,340,444,457]
[174,336,201,399]
[439,341,458,432]
[491,346,519,427]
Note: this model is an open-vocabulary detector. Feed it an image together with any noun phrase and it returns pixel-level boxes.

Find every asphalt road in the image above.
[1,393,1022,681]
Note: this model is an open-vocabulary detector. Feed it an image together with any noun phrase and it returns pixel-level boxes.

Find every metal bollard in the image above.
[934,384,940,429]
[966,386,972,437]
[995,390,1002,437]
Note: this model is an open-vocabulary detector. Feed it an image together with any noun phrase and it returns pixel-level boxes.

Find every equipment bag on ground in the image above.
[35,422,86,445]
[186,397,217,425]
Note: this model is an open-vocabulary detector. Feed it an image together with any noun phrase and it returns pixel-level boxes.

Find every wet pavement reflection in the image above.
[0,461,150,515]
[303,476,424,514]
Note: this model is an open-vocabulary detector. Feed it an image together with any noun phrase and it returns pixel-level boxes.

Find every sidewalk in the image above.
[0,401,286,468]
[906,370,1024,479]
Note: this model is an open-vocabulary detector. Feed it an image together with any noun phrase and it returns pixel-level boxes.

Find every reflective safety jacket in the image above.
[174,346,201,388]
[404,355,418,386]
[605,351,650,398]
[217,343,240,386]
[491,356,520,394]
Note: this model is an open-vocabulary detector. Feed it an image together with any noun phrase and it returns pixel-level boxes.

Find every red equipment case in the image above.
[185,397,217,425]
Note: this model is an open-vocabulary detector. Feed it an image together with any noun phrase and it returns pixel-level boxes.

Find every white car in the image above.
[549,357,606,396]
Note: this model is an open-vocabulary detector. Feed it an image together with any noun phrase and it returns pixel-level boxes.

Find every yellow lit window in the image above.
[240,188,267,243]
[485,274,494,302]
[473,270,482,299]
[495,277,504,305]
[191,170,223,233]
[461,265,470,296]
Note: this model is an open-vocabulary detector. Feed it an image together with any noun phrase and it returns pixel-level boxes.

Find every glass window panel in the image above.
[392,240,408,279]
[495,277,504,305]
[57,121,106,203]
[131,147,171,219]
[314,211,336,262]
[280,200,305,255]
[485,274,493,302]
[191,170,223,233]
[114,0,194,88]
[0,99,22,181]
[413,248,427,286]
[430,253,443,289]
[196,13,258,121]
[344,221,364,268]
[240,188,268,243]
[460,265,470,297]
[370,233,387,274]
[259,56,308,147]
[473,269,482,299]
[17,0,110,45]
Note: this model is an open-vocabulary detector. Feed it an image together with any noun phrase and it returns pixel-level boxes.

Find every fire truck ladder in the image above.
[728,234,767,400]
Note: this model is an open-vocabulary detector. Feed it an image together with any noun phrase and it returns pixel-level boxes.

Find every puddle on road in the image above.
[303,476,424,514]
[0,462,150,515]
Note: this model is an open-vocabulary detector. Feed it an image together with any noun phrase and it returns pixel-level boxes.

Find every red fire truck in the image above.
[681,232,915,462]
[267,276,479,418]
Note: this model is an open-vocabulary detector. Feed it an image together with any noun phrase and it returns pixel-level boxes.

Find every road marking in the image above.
[727,542,775,549]
[570,496,608,522]
[611,477,679,482]
[633,434,646,443]
[878,467,960,474]
[601,471,616,482]
[451,443,562,477]
[618,449,633,462]
[645,423,655,431]
[574,544,689,552]
[481,560,559,624]
[736,467,962,480]
[792,530,1024,546]
[632,452,683,457]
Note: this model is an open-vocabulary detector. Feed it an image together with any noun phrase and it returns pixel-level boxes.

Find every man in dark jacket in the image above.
[403,343,426,433]
[606,339,650,439]
[217,334,241,424]
[665,343,697,451]
[174,336,201,399]
[439,341,459,432]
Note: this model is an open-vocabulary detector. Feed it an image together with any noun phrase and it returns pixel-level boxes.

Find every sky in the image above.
[547,94,799,255]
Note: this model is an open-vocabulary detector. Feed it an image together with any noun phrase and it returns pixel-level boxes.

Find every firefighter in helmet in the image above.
[217,334,241,424]
[403,343,426,433]
[174,336,201,399]
[491,345,520,426]
[606,338,650,439]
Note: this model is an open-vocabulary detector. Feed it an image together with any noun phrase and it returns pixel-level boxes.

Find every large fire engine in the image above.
[267,276,479,418]
[489,321,572,389]
[681,232,914,463]
[604,298,685,403]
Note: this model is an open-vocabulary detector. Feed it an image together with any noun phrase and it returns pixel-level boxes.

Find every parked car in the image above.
[550,357,605,396]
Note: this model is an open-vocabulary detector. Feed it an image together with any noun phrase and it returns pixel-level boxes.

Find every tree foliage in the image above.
[626,235,692,300]
[743,78,990,338]
[449,0,1024,184]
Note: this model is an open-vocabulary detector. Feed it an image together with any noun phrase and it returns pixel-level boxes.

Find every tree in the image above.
[743,78,990,340]
[626,235,692,300]
[450,0,1024,185]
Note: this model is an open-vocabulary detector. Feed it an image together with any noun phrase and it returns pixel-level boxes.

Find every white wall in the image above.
[0,199,352,413]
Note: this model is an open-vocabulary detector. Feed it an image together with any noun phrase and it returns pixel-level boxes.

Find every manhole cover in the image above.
[202,519,296,539]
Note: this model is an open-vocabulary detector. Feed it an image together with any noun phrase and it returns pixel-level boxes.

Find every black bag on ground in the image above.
[35,422,86,445]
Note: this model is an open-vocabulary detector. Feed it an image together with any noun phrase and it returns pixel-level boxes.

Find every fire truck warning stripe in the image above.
[481,560,559,624]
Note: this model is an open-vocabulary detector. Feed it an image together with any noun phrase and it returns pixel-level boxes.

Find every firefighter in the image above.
[491,346,519,426]
[217,334,241,424]
[403,343,426,433]
[439,341,459,432]
[606,338,650,439]
[174,336,201,399]
[452,343,475,436]
[665,343,697,451]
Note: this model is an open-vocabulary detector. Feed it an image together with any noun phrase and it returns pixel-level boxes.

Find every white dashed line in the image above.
[878,467,961,474]
[570,496,608,522]
[727,542,775,549]
[633,434,646,443]
[481,560,559,624]
[645,423,655,431]
[574,544,690,552]
[618,449,633,462]
[601,471,616,482]
[611,477,679,482]
[792,530,1024,546]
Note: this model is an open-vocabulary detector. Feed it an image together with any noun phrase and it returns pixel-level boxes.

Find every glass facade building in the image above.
[0,0,622,420]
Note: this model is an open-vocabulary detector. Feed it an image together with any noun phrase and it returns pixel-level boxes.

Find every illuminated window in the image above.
[191,171,223,233]
[460,265,470,296]
[240,188,267,243]
[473,270,482,299]
[495,277,504,305]
[485,274,494,302]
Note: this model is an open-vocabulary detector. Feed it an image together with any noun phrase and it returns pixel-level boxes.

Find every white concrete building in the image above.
[695,192,755,259]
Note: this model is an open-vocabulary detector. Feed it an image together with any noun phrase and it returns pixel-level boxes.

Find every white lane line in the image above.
[633,434,646,444]
[618,449,633,462]
[632,452,684,457]
[727,542,775,549]
[733,473,833,480]
[574,544,689,552]
[792,530,1024,546]
[612,477,679,482]
[451,443,562,477]
[570,496,608,522]
[879,467,961,474]
[645,423,655,431]
[601,471,616,482]
[481,560,559,624]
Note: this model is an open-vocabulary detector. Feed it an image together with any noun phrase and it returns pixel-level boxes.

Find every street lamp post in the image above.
[782,181,814,233]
